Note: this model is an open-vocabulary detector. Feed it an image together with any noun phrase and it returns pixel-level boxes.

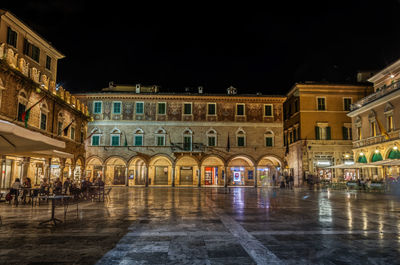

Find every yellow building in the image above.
[284,82,372,185]
[0,10,89,188]
[348,59,400,180]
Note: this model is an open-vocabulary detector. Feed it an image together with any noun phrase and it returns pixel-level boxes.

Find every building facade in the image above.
[348,59,400,180]
[0,10,89,188]
[284,82,372,186]
[75,85,286,187]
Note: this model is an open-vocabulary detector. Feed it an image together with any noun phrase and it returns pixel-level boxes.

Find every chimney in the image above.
[198,86,203,94]
[136,84,141,93]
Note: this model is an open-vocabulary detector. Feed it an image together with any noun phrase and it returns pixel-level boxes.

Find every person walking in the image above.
[289,174,294,190]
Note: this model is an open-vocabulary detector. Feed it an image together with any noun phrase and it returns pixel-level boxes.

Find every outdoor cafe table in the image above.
[20,187,40,207]
[88,185,105,202]
[39,195,74,226]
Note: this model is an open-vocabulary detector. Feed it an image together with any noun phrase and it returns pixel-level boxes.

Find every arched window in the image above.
[206,128,217,147]
[91,127,102,146]
[154,127,166,146]
[17,90,28,121]
[264,130,274,147]
[134,128,144,146]
[183,128,192,151]
[236,128,246,147]
[110,127,121,146]
[39,102,49,131]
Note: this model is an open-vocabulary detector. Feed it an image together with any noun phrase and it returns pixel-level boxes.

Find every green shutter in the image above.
[315,126,320,140]
[388,149,400,159]
[372,152,383,162]
[326,127,331,140]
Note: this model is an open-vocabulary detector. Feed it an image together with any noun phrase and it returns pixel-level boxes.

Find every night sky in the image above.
[3,1,400,94]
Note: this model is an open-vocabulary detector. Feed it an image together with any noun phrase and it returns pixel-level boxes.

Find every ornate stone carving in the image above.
[18,58,29,76]
[6,48,18,68]
[103,101,111,120]
[218,103,234,121]
[30,67,40,83]
[123,102,133,120]
[41,74,49,89]
[247,103,262,122]
[167,102,181,121]
[193,103,206,121]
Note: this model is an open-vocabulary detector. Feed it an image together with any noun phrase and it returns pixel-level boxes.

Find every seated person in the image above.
[39,178,50,195]
[53,178,62,194]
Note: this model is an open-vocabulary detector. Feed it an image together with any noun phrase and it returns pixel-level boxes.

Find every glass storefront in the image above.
[204,167,218,185]
[228,167,254,186]
[154,166,168,185]
[180,166,193,185]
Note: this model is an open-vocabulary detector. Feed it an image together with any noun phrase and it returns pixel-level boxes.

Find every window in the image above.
[317,97,326,111]
[111,135,120,146]
[343,126,352,140]
[236,104,245,116]
[136,102,144,114]
[134,135,143,146]
[207,103,216,115]
[264,104,273,117]
[208,136,216,146]
[343,98,352,111]
[315,125,331,140]
[236,128,246,147]
[156,135,165,146]
[23,39,40,62]
[371,122,377,137]
[93,101,102,114]
[184,103,192,115]
[387,115,394,131]
[40,113,47,130]
[17,103,26,122]
[113,101,122,114]
[237,136,245,147]
[91,135,100,146]
[265,131,274,147]
[71,127,75,140]
[7,27,17,47]
[46,56,52,70]
[183,129,193,151]
[57,121,63,136]
[357,127,362,140]
[80,128,85,143]
[158,102,166,115]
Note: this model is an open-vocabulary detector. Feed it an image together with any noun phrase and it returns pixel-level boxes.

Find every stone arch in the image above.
[104,155,127,166]
[175,155,199,186]
[200,154,226,186]
[256,154,283,167]
[127,156,148,186]
[104,156,128,185]
[256,155,283,187]
[226,154,255,167]
[226,154,256,186]
[86,155,104,166]
[149,154,173,186]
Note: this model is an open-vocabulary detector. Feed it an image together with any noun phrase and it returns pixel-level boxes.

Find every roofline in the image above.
[0,9,65,59]
[368,58,400,83]
[286,82,372,97]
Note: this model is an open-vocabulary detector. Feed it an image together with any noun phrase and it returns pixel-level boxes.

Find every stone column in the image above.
[46,158,52,181]
[0,155,4,185]
[171,165,175,187]
[197,167,201,187]
[145,166,149,187]
[125,167,129,186]
[21,157,30,182]
[254,166,258,188]
[224,166,228,187]
[102,165,106,182]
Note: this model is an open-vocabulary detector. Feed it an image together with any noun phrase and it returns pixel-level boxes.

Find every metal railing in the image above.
[350,80,400,111]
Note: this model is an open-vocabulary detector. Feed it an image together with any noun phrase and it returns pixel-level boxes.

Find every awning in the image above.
[367,159,400,166]
[326,163,380,169]
[29,150,74,159]
[0,120,65,154]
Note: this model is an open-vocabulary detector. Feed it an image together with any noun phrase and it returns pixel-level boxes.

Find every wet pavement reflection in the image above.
[0,187,399,264]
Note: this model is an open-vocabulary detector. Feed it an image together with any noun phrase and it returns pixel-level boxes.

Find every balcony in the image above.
[170,143,205,153]
[350,80,400,111]
[353,130,400,148]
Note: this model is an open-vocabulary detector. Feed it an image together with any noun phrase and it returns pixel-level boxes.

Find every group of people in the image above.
[7,176,105,204]
[280,174,294,189]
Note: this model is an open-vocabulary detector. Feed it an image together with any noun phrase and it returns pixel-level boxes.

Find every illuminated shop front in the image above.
[204,167,218,185]
[315,159,333,180]
[202,156,224,186]
[227,156,254,186]
[257,156,282,187]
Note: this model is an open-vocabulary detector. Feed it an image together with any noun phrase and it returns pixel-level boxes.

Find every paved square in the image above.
[0,187,399,264]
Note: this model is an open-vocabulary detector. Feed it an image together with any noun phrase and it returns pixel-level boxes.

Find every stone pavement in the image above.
[0,187,399,264]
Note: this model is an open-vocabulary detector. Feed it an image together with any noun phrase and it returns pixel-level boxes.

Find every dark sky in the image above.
[3,1,400,94]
